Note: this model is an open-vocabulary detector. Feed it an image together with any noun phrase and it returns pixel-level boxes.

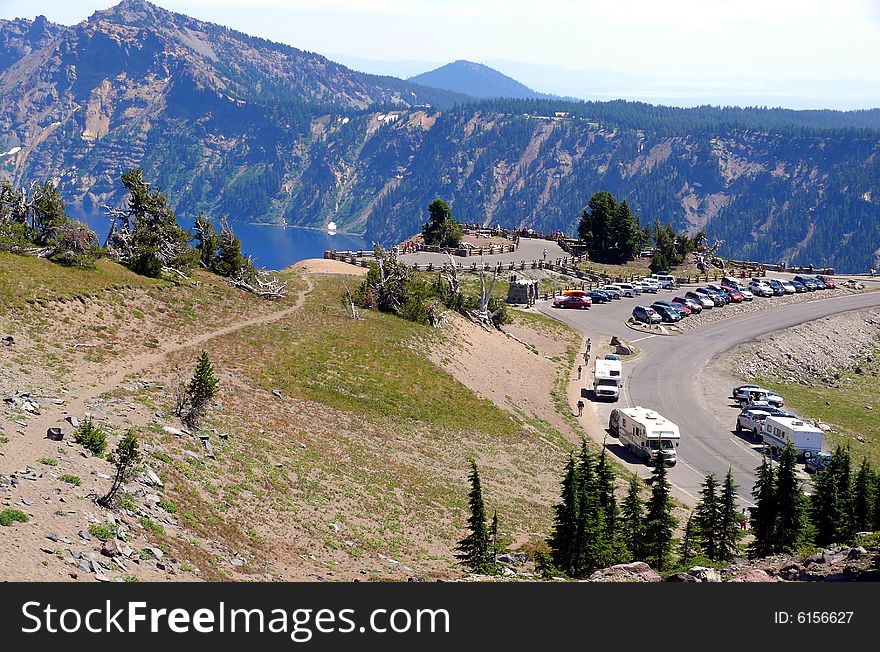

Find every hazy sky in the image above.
[3,0,879,109]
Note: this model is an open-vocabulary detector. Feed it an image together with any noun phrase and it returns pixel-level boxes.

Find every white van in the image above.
[650,274,677,289]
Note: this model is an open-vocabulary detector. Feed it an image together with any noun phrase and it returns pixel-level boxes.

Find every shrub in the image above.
[60,474,81,486]
[157,500,178,514]
[38,457,58,466]
[139,517,166,537]
[49,220,101,268]
[88,523,118,540]
[73,417,107,456]
[0,508,29,526]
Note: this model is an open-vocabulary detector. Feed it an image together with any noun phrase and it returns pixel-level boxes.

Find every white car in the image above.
[737,287,755,300]
[634,281,658,293]
[780,280,796,294]
[612,283,638,297]
[749,280,774,297]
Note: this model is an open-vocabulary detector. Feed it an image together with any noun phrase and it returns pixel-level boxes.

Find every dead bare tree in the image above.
[342,280,360,320]
[441,251,462,306]
[467,262,502,329]
[228,256,288,299]
[426,300,447,328]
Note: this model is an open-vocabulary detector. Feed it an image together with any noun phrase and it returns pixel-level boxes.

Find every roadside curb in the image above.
[624,319,683,336]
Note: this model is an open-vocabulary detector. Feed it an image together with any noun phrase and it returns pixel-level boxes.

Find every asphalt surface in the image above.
[536,281,880,506]
[399,238,568,266]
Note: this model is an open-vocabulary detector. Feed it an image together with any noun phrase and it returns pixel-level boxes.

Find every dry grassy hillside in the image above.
[0,254,583,581]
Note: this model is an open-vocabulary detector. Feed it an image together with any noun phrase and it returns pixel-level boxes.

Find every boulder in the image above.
[730,569,775,582]
[688,566,722,582]
[589,561,661,583]
[162,426,184,437]
[497,552,529,567]
[46,427,64,441]
[666,572,699,582]
[847,546,867,560]
[101,539,123,557]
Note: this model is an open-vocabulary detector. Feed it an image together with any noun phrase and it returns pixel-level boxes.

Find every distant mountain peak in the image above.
[409,60,544,100]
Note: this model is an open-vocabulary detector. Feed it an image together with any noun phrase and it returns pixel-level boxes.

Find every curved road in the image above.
[537,285,880,505]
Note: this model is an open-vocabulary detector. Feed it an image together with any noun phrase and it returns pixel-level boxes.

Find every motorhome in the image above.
[593,355,622,401]
[608,406,680,466]
[761,416,823,459]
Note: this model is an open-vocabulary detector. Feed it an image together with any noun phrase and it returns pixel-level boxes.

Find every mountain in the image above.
[1,1,880,272]
[409,60,544,100]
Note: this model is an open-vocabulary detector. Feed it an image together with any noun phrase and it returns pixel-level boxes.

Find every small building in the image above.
[506,275,539,306]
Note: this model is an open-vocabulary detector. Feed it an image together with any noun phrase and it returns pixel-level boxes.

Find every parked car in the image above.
[599,285,623,299]
[553,295,591,309]
[654,299,690,315]
[722,284,753,300]
[684,291,714,308]
[673,296,702,313]
[736,408,773,439]
[650,273,677,289]
[612,283,638,297]
[740,404,796,418]
[816,275,837,289]
[632,306,661,324]
[722,276,746,289]
[766,279,786,296]
[586,290,611,303]
[812,277,827,289]
[749,280,774,297]
[734,387,785,408]
[696,288,727,306]
[779,280,796,294]
[805,451,833,473]
[789,280,808,293]
[650,303,682,322]
[634,281,658,294]
[709,284,743,302]
[793,275,820,291]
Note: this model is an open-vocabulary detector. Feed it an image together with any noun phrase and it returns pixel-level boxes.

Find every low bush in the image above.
[73,417,107,456]
[0,508,29,526]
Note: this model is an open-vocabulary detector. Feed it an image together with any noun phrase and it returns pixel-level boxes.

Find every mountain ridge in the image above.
[409,59,546,100]
[1,1,879,272]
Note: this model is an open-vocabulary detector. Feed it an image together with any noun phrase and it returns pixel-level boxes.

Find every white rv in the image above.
[761,416,823,459]
[593,355,622,401]
[609,406,680,466]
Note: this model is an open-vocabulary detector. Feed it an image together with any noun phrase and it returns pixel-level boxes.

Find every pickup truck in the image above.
[736,408,773,440]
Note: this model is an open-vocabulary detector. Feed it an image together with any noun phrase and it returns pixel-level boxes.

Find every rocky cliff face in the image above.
[2,1,879,272]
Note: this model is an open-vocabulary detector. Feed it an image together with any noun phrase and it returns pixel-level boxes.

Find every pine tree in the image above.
[832,446,855,543]
[193,213,220,270]
[717,469,741,561]
[547,452,580,575]
[748,452,777,558]
[422,198,462,248]
[695,473,720,560]
[98,431,141,508]
[611,200,640,263]
[574,442,604,576]
[853,459,873,533]
[176,351,219,428]
[775,441,810,553]
[457,460,491,573]
[872,468,880,532]
[621,475,645,561]
[488,510,509,575]
[678,512,702,564]
[578,191,617,261]
[811,465,840,547]
[216,219,247,278]
[644,450,677,571]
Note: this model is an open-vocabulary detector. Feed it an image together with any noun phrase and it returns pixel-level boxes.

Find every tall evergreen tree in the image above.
[853,459,873,534]
[578,191,617,261]
[748,452,777,558]
[193,213,220,270]
[695,473,720,560]
[644,450,677,571]
[457,460,491,573]
[488,510,509,576]
[774,441,810,553]
[678,512,702,564]
[832,446,855,543]
[872,468,880,532]
[574,442,604,576]
[717,469,741,561]
[216,220,247,277]
[547,452,580,575]
[811,466,840,547]
[621,475,645,561]
[611,200,640,263]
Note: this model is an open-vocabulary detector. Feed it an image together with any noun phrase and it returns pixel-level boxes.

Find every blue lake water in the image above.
[72,208,367,271]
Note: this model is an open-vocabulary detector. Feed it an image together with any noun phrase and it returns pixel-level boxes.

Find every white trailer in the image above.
[609,406,680,466]
[761,416,823,459]
[593,356,622,401]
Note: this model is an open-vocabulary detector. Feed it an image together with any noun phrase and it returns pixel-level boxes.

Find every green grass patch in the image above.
[158,499,178,514]
[0,508,29,526]
[38,456,58,466]
[233,277,518,436]
[139,517,166,537]
[60,474,81,486]
[0,253,165,311]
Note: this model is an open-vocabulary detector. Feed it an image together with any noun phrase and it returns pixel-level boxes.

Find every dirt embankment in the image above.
[729,308,880,385]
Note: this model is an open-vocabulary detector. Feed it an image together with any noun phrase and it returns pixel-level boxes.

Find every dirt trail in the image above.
[0,277,314,475]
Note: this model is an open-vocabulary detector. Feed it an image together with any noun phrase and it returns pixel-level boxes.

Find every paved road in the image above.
[537,285,880,506]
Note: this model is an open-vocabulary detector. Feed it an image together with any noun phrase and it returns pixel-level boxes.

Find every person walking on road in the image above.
[577,365,582,380]
[543,247,548,262]
[576,400,584,417]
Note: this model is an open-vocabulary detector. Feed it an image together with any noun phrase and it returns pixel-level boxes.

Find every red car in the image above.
[816,275,837,289]
[721,286,745,302]
[553,295,592,309]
